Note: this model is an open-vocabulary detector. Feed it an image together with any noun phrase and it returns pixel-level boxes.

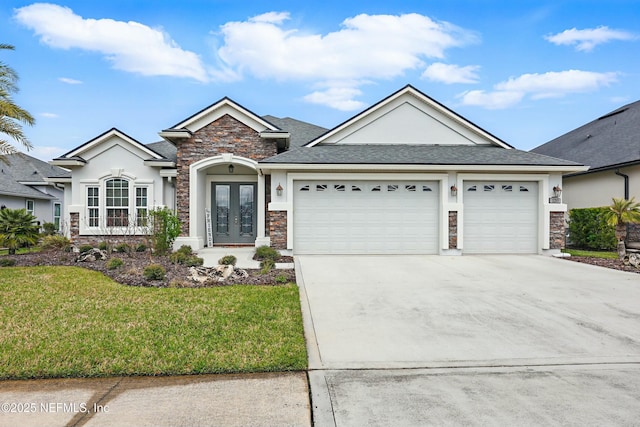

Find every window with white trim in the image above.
[53,203,61,230]
[106,178,129,227]
[26,199,34,215]
[87,187,100,227]
[135,187,148,226]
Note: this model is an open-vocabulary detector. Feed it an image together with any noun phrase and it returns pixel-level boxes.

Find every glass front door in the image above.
[212,183,257,244]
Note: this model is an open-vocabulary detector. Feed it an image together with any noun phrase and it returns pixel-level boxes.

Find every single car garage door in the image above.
[463,181,538,254]
[293,181,439,254]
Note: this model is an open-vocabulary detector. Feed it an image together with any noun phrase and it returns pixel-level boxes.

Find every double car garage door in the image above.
[292,180,538,255]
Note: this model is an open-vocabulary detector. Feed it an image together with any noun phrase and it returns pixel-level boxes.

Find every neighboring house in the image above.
[532,100,640,242]
[0,152,69,230]
[50,85,585,255]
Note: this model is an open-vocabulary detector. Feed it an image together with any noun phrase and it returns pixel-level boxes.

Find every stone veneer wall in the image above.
[448,211,458,249]
[175,114,278,236]
[269,211,287,249]
[627,223,640,243]
[549,211,565,249]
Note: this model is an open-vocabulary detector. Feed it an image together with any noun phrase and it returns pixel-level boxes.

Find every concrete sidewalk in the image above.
[0,372,310,427]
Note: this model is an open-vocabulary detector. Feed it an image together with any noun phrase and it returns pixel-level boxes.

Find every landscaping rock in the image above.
[76,248,108,262]
[190,265,250,283]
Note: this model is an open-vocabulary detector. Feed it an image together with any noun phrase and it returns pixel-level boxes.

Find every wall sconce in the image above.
[228,164,234,174]
[450,185,457,197]
[553,185,562,198]
[276,183,283,197]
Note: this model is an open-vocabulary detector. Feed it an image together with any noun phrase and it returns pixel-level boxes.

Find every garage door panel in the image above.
[293,180,439,254]
[464,181,538,254]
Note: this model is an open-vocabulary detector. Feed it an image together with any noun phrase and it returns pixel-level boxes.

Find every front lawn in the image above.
[562,249,618,259]
[0,266,307,379]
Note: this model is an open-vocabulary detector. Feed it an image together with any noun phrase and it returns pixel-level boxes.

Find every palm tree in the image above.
[0,208,40,255]
[0,44,34,156]
[604,197,640,257]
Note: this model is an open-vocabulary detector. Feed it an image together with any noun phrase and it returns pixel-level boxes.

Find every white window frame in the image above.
[26,199,35,215]
[53,203,61,231]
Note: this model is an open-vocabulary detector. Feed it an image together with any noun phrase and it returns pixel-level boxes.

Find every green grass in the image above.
[0,246,40,256]
[562,249,618,259]
[0,266,307,380]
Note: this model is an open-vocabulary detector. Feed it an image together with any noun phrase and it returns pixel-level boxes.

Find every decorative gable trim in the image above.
[305,85,512,149]
[57,128,166,162]
[162,97,281,137]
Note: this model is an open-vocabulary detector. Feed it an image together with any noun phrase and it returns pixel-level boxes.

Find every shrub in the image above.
[97,241,109,251]
[149,208,181,255]
[0,258,16,267]
[41,222,57,236]
[106,257,124,270]
[218,255,237,266]
[255,245,280,261]
[169,251,187,264]
[568,207,617,250]
[135,243,147,252]
[260,258,275,274]
[78,244,94,254]
[143,264,166,281]
[176,245,193,256]
[0,208,40,255]
[115,243,131,254]
[275,274,288,284]
[40,235,71,250]
[184,255,204,267]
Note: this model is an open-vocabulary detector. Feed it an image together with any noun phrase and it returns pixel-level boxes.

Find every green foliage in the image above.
[106,257,124,270]
[568,207,617,250]
[255,245,280,261]
[78,244,94,254]
[0,258,16,267]
[143,264,166,280]
[149,208,181,255]
[115,243,131,253]
[135,243,147,252]
[275,274,288,284]
[218,255,237,266]
[604,197,640,241]
[184,255,204,267]
[260,258,275,274]
[41,222,57,236]
[176,245,192,255]
[97,241,109,251]
[0,208,40,255]
[40,235,71,251]
[169,246,202,267]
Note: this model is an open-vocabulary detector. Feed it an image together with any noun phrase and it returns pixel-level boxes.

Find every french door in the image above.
[212,183,257,244]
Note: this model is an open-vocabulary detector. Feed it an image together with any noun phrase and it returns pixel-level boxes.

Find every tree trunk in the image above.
[615,223,627,243]
[617,241,626,259]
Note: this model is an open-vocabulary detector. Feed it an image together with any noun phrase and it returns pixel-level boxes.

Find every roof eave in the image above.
[258,163,588,173]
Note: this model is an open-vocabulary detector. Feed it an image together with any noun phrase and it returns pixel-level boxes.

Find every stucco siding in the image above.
[564,165,640,209]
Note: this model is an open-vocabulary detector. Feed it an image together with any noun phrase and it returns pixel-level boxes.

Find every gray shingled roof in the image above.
[260,144,582,166]
[532,100,640,171]
[262,116,328,148]
[146,140,177,162]
[0,152,70,199]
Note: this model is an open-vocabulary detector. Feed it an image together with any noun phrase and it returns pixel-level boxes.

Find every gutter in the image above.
[615,169,630,199]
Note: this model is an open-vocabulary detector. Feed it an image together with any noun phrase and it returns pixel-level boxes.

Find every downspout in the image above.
[614,169,629,200]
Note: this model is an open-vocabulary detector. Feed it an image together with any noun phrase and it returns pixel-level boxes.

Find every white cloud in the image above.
[40,112,59,118]
[58,77,82,84]
[459,70,618,109]
[422,63,480,84]
[14,3,207,82]
[545,26,637,52]
[457,90,524,109]
[215,12,478,109]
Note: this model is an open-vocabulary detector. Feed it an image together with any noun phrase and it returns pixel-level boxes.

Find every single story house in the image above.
[532,99,640,241]
[50,85,585,255]
[0,152,69,229]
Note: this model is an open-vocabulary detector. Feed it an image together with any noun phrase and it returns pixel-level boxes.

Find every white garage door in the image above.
[463,182,538,254]
[293,181,439,254]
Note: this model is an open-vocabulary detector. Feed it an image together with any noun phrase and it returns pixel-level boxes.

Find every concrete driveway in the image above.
[296,255,640,426]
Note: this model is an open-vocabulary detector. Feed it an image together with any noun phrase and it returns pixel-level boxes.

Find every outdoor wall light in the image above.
[450,185,457,197]
[553,185,562,198]
[276,183,283,196]
[228,164,235,174]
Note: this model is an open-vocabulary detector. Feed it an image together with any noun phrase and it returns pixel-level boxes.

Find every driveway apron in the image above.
[296,255,640,426]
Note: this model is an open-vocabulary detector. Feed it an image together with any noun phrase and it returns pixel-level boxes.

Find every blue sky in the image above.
[2,0,640,160]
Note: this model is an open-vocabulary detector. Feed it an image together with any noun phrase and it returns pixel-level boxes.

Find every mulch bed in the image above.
[5,250,297,287]
[562,255,640,274]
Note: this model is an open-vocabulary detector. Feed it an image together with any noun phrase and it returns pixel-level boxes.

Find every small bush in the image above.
[106,257,124,270]
[275,274,288,284]
[40,235,71,250]
[78,244,94,254]
[169,251,188,264]
[255,245,280,261]
[115,243,131,253]
[176,245,193,256]
[143,264,166,281]
[569,207,617,250]
[184,255,204,267]
[260,258,275,274]
[41,222,58,236]
[97,241,109,251]
[0,258,16,267]
[135,243,147,252]
[218,255,237,266]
